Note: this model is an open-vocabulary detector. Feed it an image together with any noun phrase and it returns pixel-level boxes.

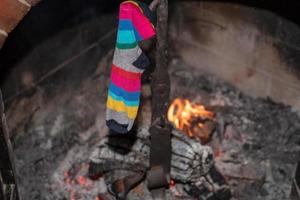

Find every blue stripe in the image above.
[108,91,139,107]
[108,82,140,101]
[117,30,136,44]
[119,20,142,41]
[133,28,142,41]
[119,20,133,30]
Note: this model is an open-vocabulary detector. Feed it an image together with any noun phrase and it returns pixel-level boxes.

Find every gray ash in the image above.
[3,55,300,200]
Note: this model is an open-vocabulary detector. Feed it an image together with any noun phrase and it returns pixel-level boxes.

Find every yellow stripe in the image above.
[122,0,144,13]
[107,96,138,119]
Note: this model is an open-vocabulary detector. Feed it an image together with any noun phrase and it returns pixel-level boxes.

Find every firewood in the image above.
[89,126,214,186]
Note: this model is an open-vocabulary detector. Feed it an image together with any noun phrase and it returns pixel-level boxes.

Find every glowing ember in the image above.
[167,98,215,138]
[169,179,184,197]
[95,196,102,200]
[77,176,88,186]
[169,179,176,187]
[214,147,223,158]
[61,163,101,200]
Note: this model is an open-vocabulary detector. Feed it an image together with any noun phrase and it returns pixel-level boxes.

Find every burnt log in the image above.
[90,126,214,184]
[88,126,231,199]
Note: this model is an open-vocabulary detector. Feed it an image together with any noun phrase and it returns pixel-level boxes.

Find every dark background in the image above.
[1,0,300,85]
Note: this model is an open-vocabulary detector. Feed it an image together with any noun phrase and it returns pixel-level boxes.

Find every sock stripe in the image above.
[119,20,143,41]
[113,47,144,74]
[108,91,139,107]
[116,41,138,49]
[112,64,141,80]
[119,20,134,30]
[109,82,141,101]
[110,72,141,92]
[107,96,138,119]
[106,119,129,134]
[106,110,135,127]
[119,2,155,41]
[117,30,136,44]
[121,1,143,13]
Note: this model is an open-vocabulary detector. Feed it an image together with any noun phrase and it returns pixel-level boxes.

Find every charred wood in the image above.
[151,0,170,123]
[89,126,230,199]
[148,0,172,198]
[0,91,20,200]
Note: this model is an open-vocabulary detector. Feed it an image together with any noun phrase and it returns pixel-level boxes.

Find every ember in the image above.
[170,179,176,187]
[77,176,88,186]
[61,163,105,200]
[167,98,215,138]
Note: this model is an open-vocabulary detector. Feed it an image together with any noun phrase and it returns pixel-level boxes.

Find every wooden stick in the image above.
[148,0,171,198]
[151,0,170,124]
[149,0,160,11]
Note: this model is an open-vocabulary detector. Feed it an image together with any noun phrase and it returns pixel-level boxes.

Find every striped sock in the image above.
[106,1,156,133]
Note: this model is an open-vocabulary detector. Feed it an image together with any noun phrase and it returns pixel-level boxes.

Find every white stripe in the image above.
[0,29,8,37]
[17,0,31,7]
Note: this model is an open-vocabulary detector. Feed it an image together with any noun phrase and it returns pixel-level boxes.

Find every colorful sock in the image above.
[106,0,156,133]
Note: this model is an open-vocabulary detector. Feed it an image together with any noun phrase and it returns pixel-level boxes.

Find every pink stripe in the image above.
[111,71,141,92]
[119,3,133,20]
[119,3,156,40]
[131,7,155,40]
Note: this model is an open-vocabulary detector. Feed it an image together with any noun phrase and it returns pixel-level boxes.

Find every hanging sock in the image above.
[106,0,156,133]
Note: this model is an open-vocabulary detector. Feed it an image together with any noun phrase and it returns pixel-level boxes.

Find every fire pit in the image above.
[1,56,298,200]
[0,0,300,200]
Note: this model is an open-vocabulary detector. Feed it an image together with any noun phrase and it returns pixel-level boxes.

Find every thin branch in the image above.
[149,0,160,11]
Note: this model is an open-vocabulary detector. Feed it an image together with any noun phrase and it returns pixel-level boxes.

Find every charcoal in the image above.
[89,125,214,185]
[3,53,299,200]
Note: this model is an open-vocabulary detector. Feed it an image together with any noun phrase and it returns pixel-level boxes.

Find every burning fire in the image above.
[167,98,215,138]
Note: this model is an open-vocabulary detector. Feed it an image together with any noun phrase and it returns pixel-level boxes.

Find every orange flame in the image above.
[167,98,215,137]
